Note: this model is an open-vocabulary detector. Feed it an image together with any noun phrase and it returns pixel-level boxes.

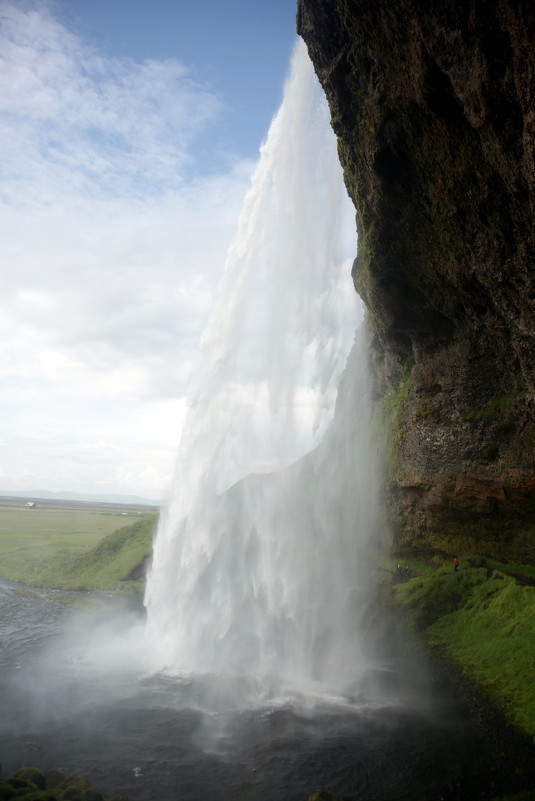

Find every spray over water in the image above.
[144,40,377,698]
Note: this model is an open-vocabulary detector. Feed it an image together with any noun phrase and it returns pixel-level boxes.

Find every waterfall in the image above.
[144,40,377,698]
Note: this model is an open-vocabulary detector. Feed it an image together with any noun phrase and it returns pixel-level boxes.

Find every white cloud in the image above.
[0,1,254,498]
[0,2,224,202]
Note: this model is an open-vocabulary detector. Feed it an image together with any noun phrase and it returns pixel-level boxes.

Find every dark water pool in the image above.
[0,580,532,801]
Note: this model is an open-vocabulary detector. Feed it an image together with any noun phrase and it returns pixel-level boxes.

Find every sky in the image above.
[0,0,297,501]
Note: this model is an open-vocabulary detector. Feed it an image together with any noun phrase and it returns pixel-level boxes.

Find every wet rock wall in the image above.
[297,0,535,559]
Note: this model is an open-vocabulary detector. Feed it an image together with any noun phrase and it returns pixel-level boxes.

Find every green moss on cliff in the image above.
[460,393,524,420]
[396,509,535,565]
[372,360,412,484]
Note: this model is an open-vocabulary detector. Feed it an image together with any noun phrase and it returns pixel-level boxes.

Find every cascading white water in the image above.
[144,40,378,697]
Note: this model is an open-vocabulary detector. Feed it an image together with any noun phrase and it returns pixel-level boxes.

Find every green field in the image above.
[0,496,158,593]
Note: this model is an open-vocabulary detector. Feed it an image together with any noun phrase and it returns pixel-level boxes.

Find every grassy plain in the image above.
[0,496,158,593]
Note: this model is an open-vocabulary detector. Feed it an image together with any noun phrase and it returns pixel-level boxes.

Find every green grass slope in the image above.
[1,514,157,593]
[391,556,535,744]
[0,501,151,581]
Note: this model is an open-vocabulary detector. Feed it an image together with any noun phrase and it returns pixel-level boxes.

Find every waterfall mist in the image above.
[144,40,379,699]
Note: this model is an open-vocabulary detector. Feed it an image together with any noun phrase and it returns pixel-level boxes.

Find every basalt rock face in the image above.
[297,0,535,559]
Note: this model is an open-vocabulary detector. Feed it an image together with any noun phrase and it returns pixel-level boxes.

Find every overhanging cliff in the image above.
[297,0,535,559]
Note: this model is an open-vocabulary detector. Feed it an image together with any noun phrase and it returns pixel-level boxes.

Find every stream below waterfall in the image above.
[1,579,531,801]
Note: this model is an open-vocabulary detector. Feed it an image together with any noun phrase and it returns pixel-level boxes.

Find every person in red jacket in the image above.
[453,556,459,572]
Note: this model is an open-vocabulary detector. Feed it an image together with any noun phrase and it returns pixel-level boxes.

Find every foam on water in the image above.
[144,40,378,699]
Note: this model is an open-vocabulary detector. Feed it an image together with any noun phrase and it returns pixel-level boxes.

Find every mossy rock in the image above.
[58,787,84,801]
[57,779,105,801]
[82,789,106,801]
[0,780,17,800]
[1,770,119,801]
[6,778,35,791]
[12,769,46,791]
[58,775,86,790]
[42,775,65,793]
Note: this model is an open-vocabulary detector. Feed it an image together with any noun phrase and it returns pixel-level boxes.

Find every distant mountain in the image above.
[0,488,161,507]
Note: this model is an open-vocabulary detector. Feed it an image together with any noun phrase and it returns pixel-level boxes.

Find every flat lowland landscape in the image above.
[0,496,159,592]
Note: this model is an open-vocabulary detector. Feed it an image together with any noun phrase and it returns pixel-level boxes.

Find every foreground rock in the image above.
[0,767,127,801]
[297,0,535,560]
